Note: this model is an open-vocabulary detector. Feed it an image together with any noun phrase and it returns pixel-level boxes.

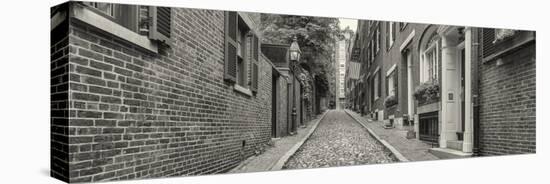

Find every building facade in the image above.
[51,2,316,182]
[352,20,535,157]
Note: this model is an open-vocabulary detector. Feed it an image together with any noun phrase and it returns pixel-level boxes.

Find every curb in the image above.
[269,110,329,171]
[344,110,409,162]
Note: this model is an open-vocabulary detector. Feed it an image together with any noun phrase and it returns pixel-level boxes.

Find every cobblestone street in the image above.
[284,110,396,169]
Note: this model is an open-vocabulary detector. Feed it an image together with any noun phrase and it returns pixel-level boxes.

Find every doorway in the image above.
[458,42,465,139]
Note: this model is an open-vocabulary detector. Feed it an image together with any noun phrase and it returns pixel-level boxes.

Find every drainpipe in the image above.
[472,28,481,156]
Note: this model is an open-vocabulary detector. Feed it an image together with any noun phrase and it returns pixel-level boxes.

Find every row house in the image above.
[50,1,313,182]
[353,20,535,158]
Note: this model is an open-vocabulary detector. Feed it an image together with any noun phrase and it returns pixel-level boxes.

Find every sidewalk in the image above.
[228,112,326,173]
[345,110,438,161]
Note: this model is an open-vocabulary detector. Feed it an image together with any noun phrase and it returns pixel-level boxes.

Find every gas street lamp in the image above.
[289,36,301,134]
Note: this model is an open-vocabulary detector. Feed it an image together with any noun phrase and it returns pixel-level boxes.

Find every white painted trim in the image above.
[233,84,253,96]
[51,10,67,31]
[373,66,380,75]
[386,64,396,76]
[399,30,415,52]
[71,4,158,53]
[238,12,260,36]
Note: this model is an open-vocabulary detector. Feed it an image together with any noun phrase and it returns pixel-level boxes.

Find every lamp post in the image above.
[289,36,301,134]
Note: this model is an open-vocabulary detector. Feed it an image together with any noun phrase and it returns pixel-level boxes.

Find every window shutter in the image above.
[394,68,398,98]
[224,11,238,83]
[251,62,259,93]
[482,28,497,58]
[250,34,260,93]
[149,6,171,43]
[378,71,382,98]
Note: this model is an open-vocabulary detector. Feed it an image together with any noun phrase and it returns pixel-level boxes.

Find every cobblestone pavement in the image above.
[284,110,396,169]
[345,110,439,161]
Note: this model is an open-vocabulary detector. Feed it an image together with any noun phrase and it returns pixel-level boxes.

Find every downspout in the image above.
[472,28,481,156]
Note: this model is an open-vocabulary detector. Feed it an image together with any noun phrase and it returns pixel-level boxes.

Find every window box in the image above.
[414,82,440,106]
[384,95,398,108]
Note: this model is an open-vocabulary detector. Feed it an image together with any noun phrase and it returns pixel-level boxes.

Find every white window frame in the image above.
[420,41,439,83]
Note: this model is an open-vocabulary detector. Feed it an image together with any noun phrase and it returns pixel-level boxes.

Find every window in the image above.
[84,2,115,17]
[386,68,397,97]
[421,41,439,83]
[386,22,397,50]
[224,12,260,95]
[77,2,172,49]
[374,70,380,99]
[236,27,248,87]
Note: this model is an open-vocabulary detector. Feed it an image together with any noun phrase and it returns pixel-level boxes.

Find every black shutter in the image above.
[149,6,171,43]
[224,11,238,83]
[250,34,259,92]
[394,67,398,100]
[251,62,259,93]
[482,28,497,58]
[378,71,382,98]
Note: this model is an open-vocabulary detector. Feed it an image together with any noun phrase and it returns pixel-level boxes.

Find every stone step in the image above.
[429,148,472,159]
[447,140,463,151]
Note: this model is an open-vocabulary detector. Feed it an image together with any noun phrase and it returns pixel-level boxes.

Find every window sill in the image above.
[234,84,253,97]
[70,3,158,53]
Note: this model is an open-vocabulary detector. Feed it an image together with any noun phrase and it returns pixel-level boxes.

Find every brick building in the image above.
[50,1,313,182]
[352,20,535,157]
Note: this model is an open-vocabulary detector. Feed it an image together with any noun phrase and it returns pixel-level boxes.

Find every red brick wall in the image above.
[478,43,536,155]
[66,7,273,182]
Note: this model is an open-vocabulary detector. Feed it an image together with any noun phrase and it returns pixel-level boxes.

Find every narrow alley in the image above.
[284,110,395,169]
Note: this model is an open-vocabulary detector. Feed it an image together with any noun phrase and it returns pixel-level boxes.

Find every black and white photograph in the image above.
[2,0,547,184]
[47,1,539,183]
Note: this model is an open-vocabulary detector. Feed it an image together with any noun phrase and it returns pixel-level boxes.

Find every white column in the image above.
[463,27,473,153]
[407,52,413,117]
[439,36,448,148]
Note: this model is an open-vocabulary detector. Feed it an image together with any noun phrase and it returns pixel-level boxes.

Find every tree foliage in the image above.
[259,14,345,97]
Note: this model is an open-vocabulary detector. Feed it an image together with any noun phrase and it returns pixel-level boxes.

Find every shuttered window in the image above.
[80,2,171,49]
[482,28,497,57]
[224,11,238,83]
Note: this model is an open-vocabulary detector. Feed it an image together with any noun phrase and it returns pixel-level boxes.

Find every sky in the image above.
[339,18,358,32]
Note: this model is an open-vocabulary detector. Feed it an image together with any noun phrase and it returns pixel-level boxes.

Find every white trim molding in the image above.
[399,30,415,52]
[386,64,397,76]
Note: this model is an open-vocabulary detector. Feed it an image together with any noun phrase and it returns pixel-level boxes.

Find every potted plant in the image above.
[384,95,398,108]
[413,82,440,105]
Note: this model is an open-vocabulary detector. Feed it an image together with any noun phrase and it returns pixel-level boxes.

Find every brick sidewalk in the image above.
[345,110,438,161]
[228,112,325,173]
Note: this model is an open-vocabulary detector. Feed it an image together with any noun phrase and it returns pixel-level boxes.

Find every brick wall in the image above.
[51,3,70,182]
[66,7,273,182]
[479,43,536,155]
